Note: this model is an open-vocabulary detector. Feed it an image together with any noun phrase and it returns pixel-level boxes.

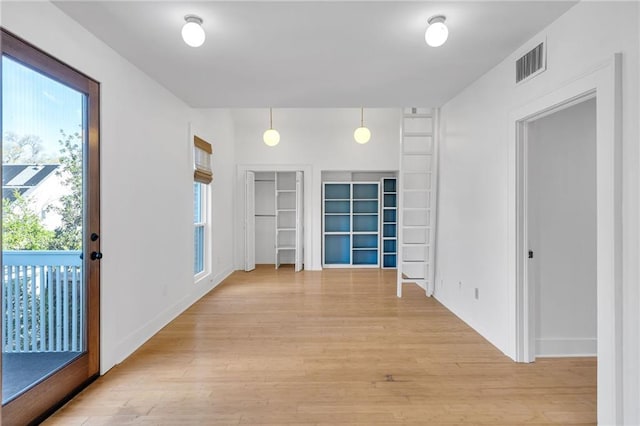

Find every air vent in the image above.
[516,42,546,83]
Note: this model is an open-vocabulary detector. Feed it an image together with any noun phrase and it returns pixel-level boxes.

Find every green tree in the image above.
[49,130,83,250]
[2,192,54,250]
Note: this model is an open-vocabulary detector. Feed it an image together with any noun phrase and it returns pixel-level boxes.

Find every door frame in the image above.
[236,164,312,271]
[244,171,256,271]
[1,28,100,425]
[509,54,622,424]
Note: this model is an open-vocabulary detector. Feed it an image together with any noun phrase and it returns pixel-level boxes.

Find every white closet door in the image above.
[295,171,304,272]
[244,171,256,271]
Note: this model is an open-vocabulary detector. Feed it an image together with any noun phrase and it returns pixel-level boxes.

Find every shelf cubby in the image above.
[381,177,397,268]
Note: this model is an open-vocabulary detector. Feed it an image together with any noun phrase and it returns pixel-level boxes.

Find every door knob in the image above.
[90,251,103,260]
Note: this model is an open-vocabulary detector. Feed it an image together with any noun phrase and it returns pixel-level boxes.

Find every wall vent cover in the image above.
[516,42,546,84]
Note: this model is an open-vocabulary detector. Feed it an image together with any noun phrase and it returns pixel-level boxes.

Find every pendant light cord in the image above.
[360,107,364,127]
[270,108,273,130]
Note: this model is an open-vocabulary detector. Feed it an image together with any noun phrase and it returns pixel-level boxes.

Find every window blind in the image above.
[193,135,213,184]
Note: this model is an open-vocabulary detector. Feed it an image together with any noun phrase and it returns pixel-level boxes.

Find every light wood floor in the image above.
[45,266,596,425]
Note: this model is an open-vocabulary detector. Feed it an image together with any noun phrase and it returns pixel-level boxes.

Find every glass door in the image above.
[1,29,100,425]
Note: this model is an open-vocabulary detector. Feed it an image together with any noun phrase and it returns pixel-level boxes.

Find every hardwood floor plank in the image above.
[43,266,596,425]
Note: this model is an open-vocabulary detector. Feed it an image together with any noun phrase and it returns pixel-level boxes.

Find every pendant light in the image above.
[354,107,371,144]
[263,108,280,147]
[182,15,206,47]
[425,15,448,47]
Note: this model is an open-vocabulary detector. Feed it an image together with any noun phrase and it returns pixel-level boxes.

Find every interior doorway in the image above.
[244,170,304,271]
[526,97,597,358]
[511,54,622,424]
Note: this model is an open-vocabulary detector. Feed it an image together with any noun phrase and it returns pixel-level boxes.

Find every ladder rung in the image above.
[401,152,433,156]
[402,114,432,119]
[402,132,433,137]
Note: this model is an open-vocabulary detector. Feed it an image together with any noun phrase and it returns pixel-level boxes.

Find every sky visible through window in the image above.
[2,55,84,163]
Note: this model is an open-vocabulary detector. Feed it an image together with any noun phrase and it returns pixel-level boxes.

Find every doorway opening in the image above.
[244,170,304,272]
[526,97,597,359]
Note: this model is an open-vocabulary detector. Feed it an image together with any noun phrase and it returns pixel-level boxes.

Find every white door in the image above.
[295,171,304,272]
[245,171,256,271]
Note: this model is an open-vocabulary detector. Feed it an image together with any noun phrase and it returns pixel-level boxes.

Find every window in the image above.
[194,182,207,276]
[192,134,212,278]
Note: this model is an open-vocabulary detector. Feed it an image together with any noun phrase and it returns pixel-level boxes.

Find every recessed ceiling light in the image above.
[182,15,206,47]
[425,15,448,47]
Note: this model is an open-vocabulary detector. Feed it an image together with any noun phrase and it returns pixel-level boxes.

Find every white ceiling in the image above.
[53,1,577,108]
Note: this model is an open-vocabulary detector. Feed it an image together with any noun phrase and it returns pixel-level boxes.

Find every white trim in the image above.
[509,54,623,425]
[110,265,233,372]
[535,338,597,358]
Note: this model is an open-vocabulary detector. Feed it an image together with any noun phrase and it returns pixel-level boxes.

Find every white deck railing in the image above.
[2,250,84,353]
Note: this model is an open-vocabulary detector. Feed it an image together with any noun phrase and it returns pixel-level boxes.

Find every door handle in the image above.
[90,251,103,261]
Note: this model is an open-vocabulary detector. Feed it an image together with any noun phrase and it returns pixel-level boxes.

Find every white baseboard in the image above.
[536,337,597,357]
[104,265,234,374]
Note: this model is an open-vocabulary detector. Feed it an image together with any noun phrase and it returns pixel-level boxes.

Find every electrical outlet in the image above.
[475,288,479,300]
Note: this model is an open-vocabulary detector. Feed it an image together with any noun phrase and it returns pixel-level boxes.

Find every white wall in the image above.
[527,99,597,357]
[2,3,236,374]
[436,2,638,424]
[231,108,402,270]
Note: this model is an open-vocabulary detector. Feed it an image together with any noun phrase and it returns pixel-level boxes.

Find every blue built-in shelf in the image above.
[383,254,397,268]
[381,177,397,269]
[354,215,378,232]
[323,181,380,268]
[353,183,378,200]
[383,223,397,238]
[325,215,350,233]
[383,239,396,253]
[324,234,350,264]
[383,179,396,193]
[353,249,378,265]
[384,194,397,208]
[325,183,350,199]
[383,209,396,223]
[353,234,378,249]
[353,200,378,213]
[325,200,350,213]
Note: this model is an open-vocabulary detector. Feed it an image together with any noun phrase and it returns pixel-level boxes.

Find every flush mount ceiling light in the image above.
[263,108,280,147]
[353,107,371,144]
[182,15,206,47]
[425,15,448,47]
